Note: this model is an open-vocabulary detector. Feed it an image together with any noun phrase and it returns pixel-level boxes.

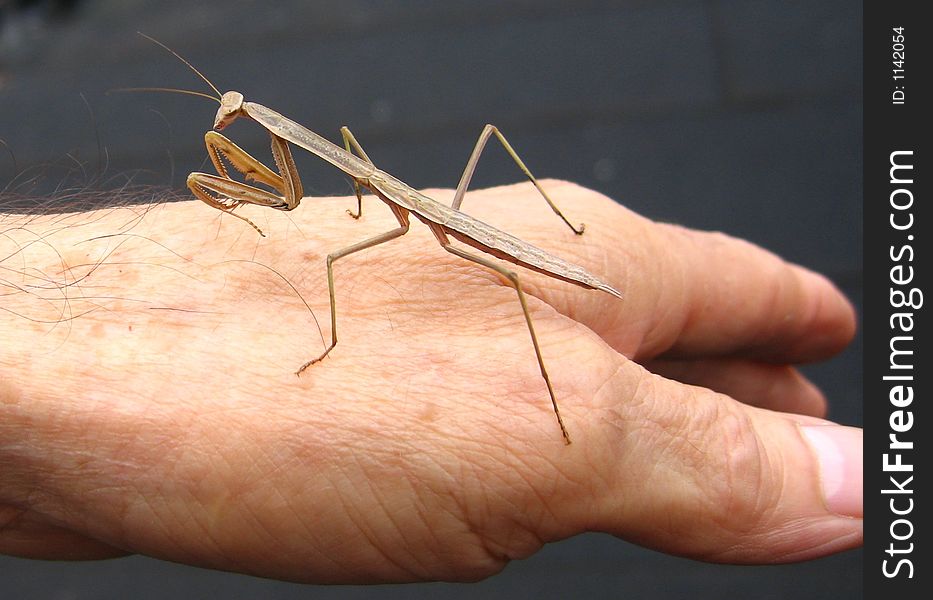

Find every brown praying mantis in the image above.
[138,36,622,444]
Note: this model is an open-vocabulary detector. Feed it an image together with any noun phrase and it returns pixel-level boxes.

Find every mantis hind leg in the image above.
[452,124,584,235]
[429,223,572,444]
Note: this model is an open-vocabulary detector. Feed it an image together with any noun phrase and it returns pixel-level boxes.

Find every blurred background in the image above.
[1,0,862,597]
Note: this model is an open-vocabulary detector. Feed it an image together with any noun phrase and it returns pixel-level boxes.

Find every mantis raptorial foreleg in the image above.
[186,130,303,234]
[339,126,373,220]
[427,222,571,444]
[453,125,585,235]
[296,203,412,374]
[204,131,284,193]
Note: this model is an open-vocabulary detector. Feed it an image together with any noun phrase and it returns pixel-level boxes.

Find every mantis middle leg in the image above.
[296,203,411,374]
[339,126,374,220]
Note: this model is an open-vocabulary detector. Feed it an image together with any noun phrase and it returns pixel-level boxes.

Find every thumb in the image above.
[586,362,862,562]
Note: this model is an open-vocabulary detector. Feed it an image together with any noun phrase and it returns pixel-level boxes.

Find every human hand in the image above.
[0,181,860,582]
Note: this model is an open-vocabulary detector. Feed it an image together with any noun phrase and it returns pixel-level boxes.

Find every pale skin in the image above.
[0,182,861,582]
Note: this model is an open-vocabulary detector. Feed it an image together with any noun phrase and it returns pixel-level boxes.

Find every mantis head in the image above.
[214,91,246,130]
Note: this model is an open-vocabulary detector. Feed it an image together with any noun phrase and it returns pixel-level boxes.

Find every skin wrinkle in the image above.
[662,226,720,358]
[589,359,651,522]
[258,475,319,559]
[349,487,409,579]
[180,487,231,569]
[762,434,793,527]
[575,363,624,516]
[723,514,831,562]
[789,267,852,360]
[762,263,820,357]
[114,412,230,559]
[327,460,389,579]
[0,506,29,536]
[123,489,185,558]
[798,273,828,350]
[599,373,715,540]
[402,457,458,571]
[371,474,428,577]
[701,415,817,562]
[701,404,768,540]
[749,261,796,353]
[296,473,359,578]
[453,458,492,544]
[437,457,504,568]
[499,454,558,541]
[790,268,829,348]
[644,358,828,417]
[340,434,437,579]
[224,482,282,569]
[3,404,99,522]
[629,222,686,359]
[0,508,126,560]
[468,469,544,563]
[375,491,450,580]
[412,480,492,579]
[200,426,274,569]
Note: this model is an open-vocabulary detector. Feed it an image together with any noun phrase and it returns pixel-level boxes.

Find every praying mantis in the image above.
[140,36,622,444]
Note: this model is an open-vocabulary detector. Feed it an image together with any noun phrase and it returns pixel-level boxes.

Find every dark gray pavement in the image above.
[1,1,862,597]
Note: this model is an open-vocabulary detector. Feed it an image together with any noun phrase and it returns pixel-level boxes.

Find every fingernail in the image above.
[800,424,863,518]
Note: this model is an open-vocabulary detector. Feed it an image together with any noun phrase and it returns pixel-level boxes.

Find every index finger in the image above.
[479,182,856,364]
[627,223,857,363]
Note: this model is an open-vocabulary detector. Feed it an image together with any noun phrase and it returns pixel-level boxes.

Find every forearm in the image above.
[3,202,233,386]
[0,198,353,569]
[1,198,357,386]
